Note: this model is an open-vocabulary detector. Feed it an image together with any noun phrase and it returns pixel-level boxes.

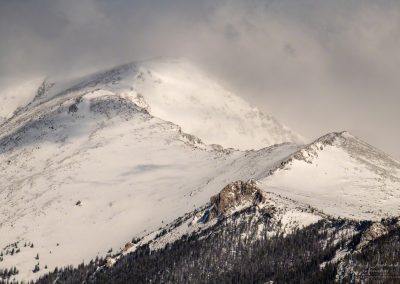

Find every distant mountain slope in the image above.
[259,131,400,220]
[2,58,303,150]
[0,78,44,123]
[128,58,304,149]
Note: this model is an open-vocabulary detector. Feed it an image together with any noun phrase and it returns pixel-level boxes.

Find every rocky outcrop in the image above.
[180,131,202,145]
[357,218,399,250]
[68,103,79,113]
[209,180,265,219]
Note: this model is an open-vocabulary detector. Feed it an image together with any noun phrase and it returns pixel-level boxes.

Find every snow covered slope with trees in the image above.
[1,59,400,282]
[0,85,300,281]
[33,181,400,284]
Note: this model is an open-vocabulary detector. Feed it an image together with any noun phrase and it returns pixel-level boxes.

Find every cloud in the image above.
[0,0,400,159]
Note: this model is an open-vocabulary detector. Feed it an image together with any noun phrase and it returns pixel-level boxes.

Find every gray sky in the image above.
[1,0,399,159]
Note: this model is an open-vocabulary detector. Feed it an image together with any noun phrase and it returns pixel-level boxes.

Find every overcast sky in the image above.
[1,0,399,159]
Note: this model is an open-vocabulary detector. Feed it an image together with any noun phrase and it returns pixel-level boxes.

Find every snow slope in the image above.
[8,57,303,150]
[0,88,300,281]
[128,58,304,149]
[259,132,400,220]
[0,78,44,124]
[1,59,400,282]
[137,189,325,255]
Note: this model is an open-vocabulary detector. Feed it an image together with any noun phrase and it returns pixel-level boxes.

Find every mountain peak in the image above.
[5,58,304,150]
[259,130,400,220]
[310,130,351,146]
[126,58,304,150]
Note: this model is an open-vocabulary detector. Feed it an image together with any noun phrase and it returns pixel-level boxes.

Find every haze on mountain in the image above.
[0,58,399,282]
[1,0,400,160]
[1,1,400,283]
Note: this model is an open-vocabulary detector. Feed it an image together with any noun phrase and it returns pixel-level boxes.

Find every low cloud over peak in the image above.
[1,0,400,159]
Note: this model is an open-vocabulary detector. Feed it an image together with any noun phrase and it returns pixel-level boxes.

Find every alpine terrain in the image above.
[0,58,399,283]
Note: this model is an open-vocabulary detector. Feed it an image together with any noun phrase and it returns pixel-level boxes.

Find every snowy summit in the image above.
[0,58,399,282]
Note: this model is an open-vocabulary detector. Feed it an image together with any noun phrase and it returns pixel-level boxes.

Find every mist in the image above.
[1,0,399,159]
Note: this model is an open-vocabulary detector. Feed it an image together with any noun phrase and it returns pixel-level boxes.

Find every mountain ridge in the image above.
[31,180,400,284]
[0,58,303,150]
[0,59,399,282]
[258,130,400,220]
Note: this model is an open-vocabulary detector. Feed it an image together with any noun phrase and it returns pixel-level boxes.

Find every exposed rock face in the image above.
[357,218,399,250]
[209,180,265,218]
[106,256,116,268]
[286,132,347,164]
[123,242,134,252]
[68,104,79,113]
[363,223,388,242]
[132,93,150,112]
[179,131,202,145]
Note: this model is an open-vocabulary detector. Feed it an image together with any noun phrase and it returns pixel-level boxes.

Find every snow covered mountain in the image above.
[0,58,303,150]
[258,131,400,220]
[33,181,400,283]
[0,58,399,282]
[0,61,302,281]
[0,78,44,124]
[128,58,304,149]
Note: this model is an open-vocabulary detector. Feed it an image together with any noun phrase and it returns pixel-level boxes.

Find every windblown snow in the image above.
[0,58,399,282]
[0,58,302,150]
[129,59,304,149]
[0,78,44,123]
